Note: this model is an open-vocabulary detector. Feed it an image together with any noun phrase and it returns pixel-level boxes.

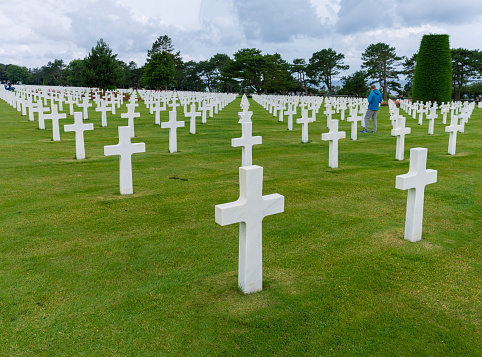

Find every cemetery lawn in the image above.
[0,96,480,356]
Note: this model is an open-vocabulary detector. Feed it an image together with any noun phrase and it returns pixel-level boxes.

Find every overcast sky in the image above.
[1,0,481,78]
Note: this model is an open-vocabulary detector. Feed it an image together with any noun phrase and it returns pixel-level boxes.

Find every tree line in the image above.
[1,35,480,100]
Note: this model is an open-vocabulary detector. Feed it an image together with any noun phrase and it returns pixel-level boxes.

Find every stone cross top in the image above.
[161,110,185,153]
[215,165,284,294]
[445,115,462,155]
[391,116,411,161]
[395,147,437,242]
[285,103,296,131]
[297,108,313,143]
[104,126,146,195]
[121,104,140,137]
[347,114,362,140]
[232,121,262,167]
[95,100,112,127]
[78,95,92,119]
[64,112,94,159]
[426,109,437,135]
[321,119,346,168]
[43,103,67,141]
[186,102,201,134]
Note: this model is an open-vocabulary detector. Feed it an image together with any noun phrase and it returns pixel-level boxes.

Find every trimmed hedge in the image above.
[412,34,452,103]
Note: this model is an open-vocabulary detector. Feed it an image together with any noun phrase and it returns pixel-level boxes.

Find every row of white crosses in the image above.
[0,91,447,292]
[216,95,284,294]
[5,87,236,195]
[396,98,472,156]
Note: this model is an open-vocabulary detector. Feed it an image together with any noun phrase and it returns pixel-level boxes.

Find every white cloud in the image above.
[0,0,480,72]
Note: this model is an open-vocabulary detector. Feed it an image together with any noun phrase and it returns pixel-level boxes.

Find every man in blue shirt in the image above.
[361,85,383,133]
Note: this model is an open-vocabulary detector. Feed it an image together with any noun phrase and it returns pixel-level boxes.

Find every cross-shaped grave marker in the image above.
[150,100,166,125]
[95,100,112,127]
[391,116,411,161]
[232,121,262,167]
[426,109,437,135]
[395,147,437,242]
[64,112,94,159]
[104,126,146,195]
[186,102,201,134]
[324,104,335,127]
[33,101,48,130]
[78,96,92,119]
[296,109,313,143]
[285,103,296,131]
[43,103,67,141]
[121,104,140,137]
[347,114,363,140]
[445,115,462,155]
[65,95,76,116]
[161,110,185,153]
[321,119,346,168]
[215,165,284,294]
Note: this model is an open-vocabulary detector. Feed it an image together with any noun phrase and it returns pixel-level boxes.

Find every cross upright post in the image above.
[78,96,92,119]
[43,103,67,141]
[232,122,262,167]
[324,104,335,127]
[215,165,284,294]
[445,115,462,155]
[95,100,112,127]
[426,109,437,135]
[321,119,346,168]
[347,114,362,140]
[285,104,296,131]
[391,116,411,160]
[64,112,94,159]
[33,101,48,130]
[161,110,185,153]
[395,148,437,242]
[296,108,313,143]
[186,102,201,134]
[150,100,166,125]
[104,126,146,195]
[121,104,140,137]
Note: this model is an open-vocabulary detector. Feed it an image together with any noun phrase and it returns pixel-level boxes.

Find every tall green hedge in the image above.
[412,34,452,103]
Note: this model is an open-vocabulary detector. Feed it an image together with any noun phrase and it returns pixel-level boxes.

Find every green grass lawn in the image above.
[0,94,480,356]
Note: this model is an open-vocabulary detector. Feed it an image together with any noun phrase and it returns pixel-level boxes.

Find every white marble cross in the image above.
[33,102,48,130]
[324,104,335,126]
[215,165,284,294]
[161,110,185,153]
[95,100,112,127]
[232,122,262,167]
[65,95,76,116]
[321,119,346,168]
[150,100,166,125]
[121,104,140,137]
[347,114,362,140]
[445,115,462,155]
[64,112,94,159]
[285,104,296,131]
[391,116,411,161]
[426,110,437,135]
[104,126,146,195]
[296,109,313,143]
[186,102,201,134]
[395,148,437,242]
[78,96,92,119]
[199,101,208,124]
[458,111,469,133]
[43,103,67,141]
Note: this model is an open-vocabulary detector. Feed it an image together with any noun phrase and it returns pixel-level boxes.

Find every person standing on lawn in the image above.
[361,84,383,133]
